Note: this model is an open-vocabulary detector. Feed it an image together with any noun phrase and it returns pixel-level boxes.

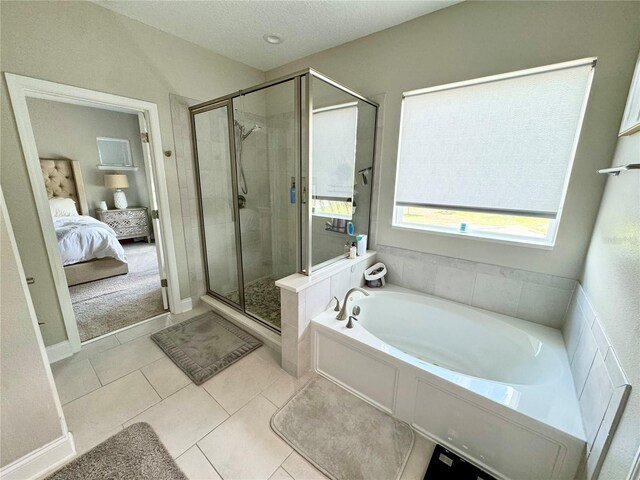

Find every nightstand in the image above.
[96,207,151,242]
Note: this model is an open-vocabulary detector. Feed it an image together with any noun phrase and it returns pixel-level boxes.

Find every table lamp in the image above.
[104,174,129,209]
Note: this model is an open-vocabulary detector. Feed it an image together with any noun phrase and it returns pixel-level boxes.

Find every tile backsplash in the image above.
[375,244,576,328]
[563,284,631,480]
[278,253,377,377]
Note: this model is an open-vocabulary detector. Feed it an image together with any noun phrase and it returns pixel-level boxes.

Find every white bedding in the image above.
[54,215,127,266]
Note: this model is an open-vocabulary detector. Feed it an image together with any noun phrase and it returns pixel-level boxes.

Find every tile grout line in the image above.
[280,460,297,480]
[139,366,165,400]
[85,357,105,394]
[196,443,227,480]
[125,379,193,426]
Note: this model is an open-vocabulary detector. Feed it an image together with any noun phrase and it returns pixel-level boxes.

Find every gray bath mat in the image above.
[271,376,415,480]
[46,423,186,480]
[151,311,262,385]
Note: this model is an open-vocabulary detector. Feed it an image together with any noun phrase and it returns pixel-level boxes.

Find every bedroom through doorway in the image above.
[26,98,168,343]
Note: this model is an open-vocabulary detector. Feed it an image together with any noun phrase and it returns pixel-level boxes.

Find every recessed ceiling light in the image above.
[263,34,283,45]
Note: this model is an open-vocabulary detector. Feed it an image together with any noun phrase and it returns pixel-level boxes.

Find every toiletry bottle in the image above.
[349,242,357,259]
[356,234,367,256]
[290,178,296,204]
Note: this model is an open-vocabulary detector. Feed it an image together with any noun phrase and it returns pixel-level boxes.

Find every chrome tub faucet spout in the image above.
[336,287,369,320]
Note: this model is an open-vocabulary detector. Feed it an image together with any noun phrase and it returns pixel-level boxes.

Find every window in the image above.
[393,58,595,246]
[311,102,358,220]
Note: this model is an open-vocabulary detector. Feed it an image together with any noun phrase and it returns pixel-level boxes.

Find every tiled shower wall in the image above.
[171,95,278,299]
[266,111,297,279]
[235,110,272,285]
[563,284,631,479]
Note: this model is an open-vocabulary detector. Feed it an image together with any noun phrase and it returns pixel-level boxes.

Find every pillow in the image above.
[49,197,79,217]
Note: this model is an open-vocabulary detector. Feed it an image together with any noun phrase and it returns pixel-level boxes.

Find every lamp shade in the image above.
[104,174,129,189]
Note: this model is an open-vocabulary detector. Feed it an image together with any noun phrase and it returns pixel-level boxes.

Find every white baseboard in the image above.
[45,341,73,364]
[0,433,75,480]
[175,297,193,314]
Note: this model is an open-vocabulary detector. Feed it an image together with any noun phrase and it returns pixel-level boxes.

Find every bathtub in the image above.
[310,285,586,480]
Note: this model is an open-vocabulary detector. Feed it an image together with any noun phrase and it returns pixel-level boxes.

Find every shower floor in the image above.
[228,277,281,328]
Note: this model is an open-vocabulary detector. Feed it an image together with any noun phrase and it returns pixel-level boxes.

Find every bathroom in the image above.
[1,2,638,480]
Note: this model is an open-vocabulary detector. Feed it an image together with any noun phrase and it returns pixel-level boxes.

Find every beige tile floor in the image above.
[52,305,435,480]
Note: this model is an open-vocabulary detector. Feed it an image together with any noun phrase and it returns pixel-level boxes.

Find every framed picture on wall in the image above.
[619,52,640,136]
[96,137,133,168]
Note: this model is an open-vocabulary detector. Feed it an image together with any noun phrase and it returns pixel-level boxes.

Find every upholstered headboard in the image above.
[40,158,89,215]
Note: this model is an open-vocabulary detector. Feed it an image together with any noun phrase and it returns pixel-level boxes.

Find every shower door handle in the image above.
[301,176,307,205]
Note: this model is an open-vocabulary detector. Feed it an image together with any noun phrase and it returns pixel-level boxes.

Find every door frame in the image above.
[5,72,182,354]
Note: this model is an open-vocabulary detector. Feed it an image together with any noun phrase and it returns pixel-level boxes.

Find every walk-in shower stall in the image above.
[190,70,378,332]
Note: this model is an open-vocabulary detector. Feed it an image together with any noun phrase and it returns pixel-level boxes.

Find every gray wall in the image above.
[1,1,265,346]
[580,132,640,479]
[267,1,640,280]
[1,191,64,467]
[267,3,640,476]
[27,99,150,217]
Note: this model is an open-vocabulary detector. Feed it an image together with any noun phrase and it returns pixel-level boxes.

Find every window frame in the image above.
[392,57,596,247]
[393,206,559,248]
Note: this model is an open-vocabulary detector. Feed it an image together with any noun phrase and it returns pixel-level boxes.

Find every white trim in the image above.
[96,165,139,171]
[619,51,640,136]
[0,434,75,480]
[0,187,73,473]
[176,297,193,314]
[390,223,555,251]
[4,72,182,349]
[5,75,82,353]
[403,57,596,97]
[45,341,74,364]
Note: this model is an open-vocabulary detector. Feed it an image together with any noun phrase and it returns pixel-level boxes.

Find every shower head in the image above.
[243,124,261,140]
[235,121,262,140]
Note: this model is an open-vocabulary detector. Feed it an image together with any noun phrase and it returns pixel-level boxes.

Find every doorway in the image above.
[28,99,168,341]
[6,73,182,355]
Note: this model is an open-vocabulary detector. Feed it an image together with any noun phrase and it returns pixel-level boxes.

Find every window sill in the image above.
[97,165,139,171]
[391,223,555,250]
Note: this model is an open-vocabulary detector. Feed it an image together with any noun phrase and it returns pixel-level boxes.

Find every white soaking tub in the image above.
[310,285,586,480]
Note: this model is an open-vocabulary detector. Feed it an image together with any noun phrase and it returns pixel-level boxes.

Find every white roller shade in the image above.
[395,59,595,218]
[312,104,358,199]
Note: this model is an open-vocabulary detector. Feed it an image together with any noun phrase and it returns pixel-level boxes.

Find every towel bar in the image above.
[597,164,640,176]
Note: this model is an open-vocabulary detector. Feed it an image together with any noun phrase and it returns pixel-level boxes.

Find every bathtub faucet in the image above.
[336,287,369,320]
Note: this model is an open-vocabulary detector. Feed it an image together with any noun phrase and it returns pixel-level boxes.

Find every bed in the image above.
[40,158,128,286]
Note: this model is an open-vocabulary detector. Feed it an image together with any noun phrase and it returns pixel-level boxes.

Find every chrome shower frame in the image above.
[189,69,378,333]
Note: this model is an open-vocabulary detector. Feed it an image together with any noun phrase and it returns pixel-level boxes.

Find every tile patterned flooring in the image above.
[51,305,434,480]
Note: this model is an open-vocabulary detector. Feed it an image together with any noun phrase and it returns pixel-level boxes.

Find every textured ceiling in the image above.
[95,1,460,71]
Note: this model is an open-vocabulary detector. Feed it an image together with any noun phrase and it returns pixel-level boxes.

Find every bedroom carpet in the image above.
[69,243,166,342]
[271,376,415,480]
[46,423,186,480]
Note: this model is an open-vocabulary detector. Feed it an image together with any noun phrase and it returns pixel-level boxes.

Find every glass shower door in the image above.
[192,102,244,306]
[233,79,298,330]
